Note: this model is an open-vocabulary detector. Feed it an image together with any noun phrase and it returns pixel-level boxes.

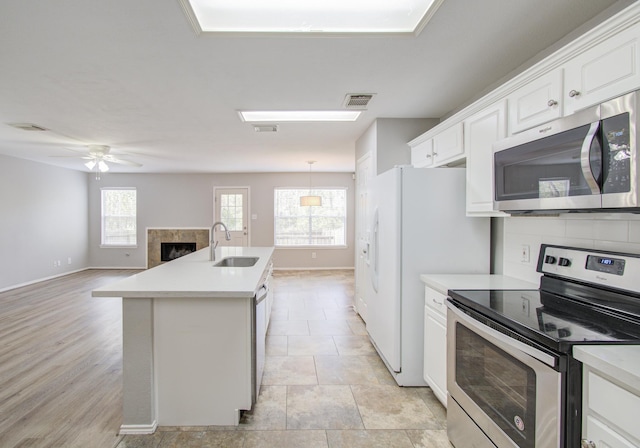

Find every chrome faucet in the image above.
[210,221,231,261]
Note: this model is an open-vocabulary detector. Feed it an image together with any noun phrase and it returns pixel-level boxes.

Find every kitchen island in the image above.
[92,246,274,434]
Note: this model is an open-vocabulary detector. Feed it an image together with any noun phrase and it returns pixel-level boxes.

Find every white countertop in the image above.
[92,246,274,299]
[420,274,538,296]
[574,345,640,394]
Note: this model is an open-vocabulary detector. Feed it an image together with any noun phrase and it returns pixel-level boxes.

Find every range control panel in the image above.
[585,255,625,276]
[537,244,639,293]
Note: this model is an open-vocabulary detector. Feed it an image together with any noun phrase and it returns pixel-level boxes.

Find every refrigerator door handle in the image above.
[371,207,379,293]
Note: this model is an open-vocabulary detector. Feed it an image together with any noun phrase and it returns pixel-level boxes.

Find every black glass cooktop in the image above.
[448,288,640,353]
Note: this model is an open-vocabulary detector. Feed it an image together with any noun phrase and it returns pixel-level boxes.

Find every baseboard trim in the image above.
[87,266,146,270]
[119,421,158,435]
[273,267,355,271]
[0,267,89,293]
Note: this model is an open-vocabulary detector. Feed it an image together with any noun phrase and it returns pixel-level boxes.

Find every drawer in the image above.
[424,286,447,315]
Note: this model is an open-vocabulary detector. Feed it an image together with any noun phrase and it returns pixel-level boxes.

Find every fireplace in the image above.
[161,242,197,262]
[147,228,210,269]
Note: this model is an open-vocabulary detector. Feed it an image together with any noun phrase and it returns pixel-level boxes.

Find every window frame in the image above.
[273,187,348,249]
[100,187,138,248]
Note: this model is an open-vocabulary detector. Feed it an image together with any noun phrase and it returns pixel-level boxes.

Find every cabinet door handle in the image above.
[547,99,558,107]
[426,154,432,158]
[580,440,596,448]
[432,298,444,306]
[569,89,581,98]
[432,152,438,156]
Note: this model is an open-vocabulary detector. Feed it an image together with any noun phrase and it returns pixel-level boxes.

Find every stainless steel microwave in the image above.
[493,90,639,213]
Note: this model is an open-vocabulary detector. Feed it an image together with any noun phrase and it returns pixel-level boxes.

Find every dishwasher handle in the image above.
[255,284,268,305]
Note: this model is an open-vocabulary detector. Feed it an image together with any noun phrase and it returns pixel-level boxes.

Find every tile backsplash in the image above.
[502,213,640,283]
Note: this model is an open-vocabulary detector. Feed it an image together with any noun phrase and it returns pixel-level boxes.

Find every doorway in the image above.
[214,187,249,246]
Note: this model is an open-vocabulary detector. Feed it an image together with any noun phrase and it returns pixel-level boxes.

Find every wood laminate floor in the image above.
[0,269,448,448]
[0,269,139,448]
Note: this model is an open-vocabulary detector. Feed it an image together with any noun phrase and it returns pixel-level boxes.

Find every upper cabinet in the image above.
[507,69,563,134]
[564,23,640,116]
[411,138,434,168]
[411,123,464,168]
[432,123,464,166]
[465,101,507,216]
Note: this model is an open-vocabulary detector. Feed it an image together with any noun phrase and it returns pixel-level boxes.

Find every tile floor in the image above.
[117,270,449,448]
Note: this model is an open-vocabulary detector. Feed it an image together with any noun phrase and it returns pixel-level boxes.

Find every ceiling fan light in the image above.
[98,160,109,172]
[85,160,96,170]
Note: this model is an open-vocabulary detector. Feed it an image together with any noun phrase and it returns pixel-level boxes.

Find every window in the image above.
[274,188,347,247]
[220,193,243,231]
[101,188,137,246]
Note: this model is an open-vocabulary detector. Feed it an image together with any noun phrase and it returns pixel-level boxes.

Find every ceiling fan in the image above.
[54,144,143,179]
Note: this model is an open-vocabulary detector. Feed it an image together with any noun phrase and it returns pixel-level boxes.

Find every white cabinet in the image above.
[423,286,448,407]
[564,22,640,116]
[464,101,508,216]
[507,69,563,134]
[411,138,434,168]
[581,365,640,448]
[432,123,464,165]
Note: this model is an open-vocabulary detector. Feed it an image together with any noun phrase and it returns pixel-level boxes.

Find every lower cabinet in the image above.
[582,367,640,448]
[423,286,448,407]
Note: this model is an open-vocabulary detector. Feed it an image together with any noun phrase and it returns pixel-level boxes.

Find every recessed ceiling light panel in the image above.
[239,111,361,122]
[180,0,444,35]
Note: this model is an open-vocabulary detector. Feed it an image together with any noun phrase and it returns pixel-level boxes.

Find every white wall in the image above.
[501,213,640,283]
[88,172,355,269]
[0,155,89,291]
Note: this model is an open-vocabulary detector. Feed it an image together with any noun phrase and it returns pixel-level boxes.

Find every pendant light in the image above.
[300,161,322,206]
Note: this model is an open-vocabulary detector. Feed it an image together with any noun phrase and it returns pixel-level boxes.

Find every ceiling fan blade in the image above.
[104,155,143,167]
[48,155,95,160]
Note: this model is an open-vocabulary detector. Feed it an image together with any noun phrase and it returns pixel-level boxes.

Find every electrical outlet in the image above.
[521,245,530,263]
[311,252,317,259]
[67,257,72,265]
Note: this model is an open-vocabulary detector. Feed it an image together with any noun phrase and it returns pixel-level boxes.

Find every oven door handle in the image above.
[447,301,557,368]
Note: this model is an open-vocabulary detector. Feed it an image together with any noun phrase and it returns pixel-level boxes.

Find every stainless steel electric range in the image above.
[446,244,640,448]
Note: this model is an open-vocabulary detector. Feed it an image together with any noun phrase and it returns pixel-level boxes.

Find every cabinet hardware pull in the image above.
[426,154,432,158]
[432,298,443,306]
[569,89,581,97]
[547,99,558,107]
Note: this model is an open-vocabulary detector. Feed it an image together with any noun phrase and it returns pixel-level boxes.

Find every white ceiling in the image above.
[0,0,628,174]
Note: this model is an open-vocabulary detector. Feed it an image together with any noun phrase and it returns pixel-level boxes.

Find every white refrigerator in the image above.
[366,166,489,386]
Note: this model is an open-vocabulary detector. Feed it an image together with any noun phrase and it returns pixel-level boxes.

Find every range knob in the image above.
[545,255,557,264]
[558,257,571,267]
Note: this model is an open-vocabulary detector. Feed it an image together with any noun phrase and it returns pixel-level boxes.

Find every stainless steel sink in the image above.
[214,256,259,267]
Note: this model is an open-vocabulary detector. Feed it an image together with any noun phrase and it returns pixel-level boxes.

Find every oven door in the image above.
[447,302,562,448]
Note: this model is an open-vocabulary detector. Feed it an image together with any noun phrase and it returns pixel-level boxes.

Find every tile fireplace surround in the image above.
[147,228,210,268]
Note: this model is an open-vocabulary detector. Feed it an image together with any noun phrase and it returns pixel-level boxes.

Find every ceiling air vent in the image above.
[7,122,48,131]
[253,124,279,133]
[343,93,375,110]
